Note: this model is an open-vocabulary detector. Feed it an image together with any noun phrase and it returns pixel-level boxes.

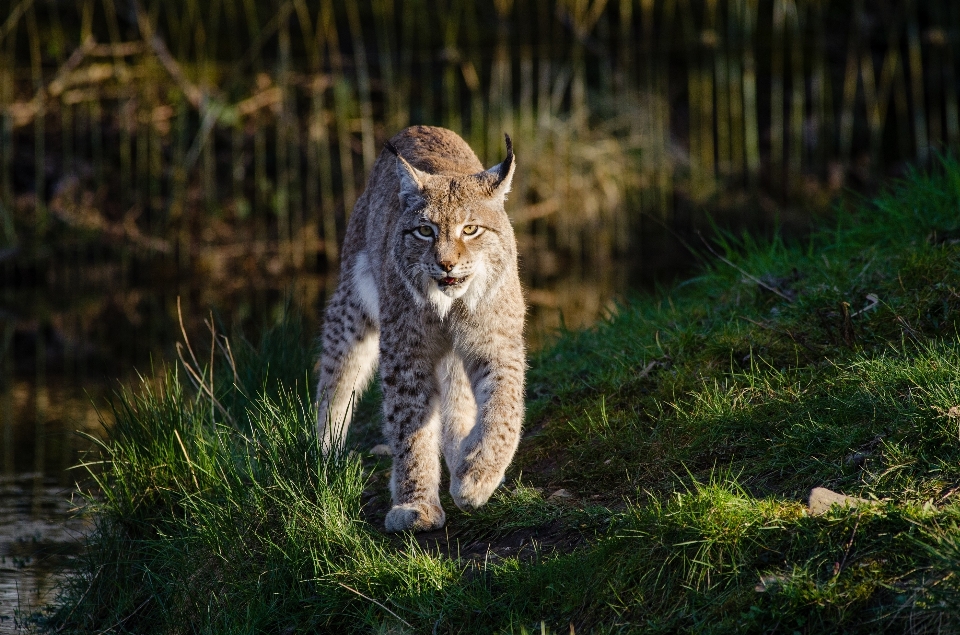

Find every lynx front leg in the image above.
[451,343,526,511]
[438,353,478,475]
[316,286,379,455]
[380,341,446,533]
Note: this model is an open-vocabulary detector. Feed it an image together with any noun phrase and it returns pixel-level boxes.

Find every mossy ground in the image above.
[38,160,960,633]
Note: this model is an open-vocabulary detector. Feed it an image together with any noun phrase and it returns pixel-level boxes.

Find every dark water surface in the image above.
[0,377,100,630]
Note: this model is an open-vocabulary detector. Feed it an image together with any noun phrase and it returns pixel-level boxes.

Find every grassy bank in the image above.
[43,160,960,633]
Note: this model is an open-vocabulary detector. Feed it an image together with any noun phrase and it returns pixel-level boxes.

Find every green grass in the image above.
[40,158,960,633]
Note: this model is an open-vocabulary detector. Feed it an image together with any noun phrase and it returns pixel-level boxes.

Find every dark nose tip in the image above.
[438,260,455,272]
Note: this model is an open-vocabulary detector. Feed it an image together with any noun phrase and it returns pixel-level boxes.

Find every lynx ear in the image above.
[386,141,427,207]
[478,133,515,200]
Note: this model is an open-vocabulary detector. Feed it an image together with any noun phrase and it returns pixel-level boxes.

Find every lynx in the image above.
[316,125,526,533]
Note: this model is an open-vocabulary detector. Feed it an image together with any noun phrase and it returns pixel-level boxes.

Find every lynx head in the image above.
[387,135,516,317]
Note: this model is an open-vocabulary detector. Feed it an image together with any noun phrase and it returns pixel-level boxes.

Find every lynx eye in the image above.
[462,225,479,236]
[413,225,435,239]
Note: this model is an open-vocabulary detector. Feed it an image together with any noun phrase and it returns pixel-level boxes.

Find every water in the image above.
[0,378,100,632]
[0,475,92,630]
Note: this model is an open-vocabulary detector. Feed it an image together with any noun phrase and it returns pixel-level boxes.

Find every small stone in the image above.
[548,488,573,500]
[843,451,871,467]
[754,574,787,593]
[807,487,872,516]
[369,444,393,456]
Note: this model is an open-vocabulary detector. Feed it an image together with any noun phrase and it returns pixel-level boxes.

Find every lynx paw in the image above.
[384,502,446,532]
[451,469,505,511]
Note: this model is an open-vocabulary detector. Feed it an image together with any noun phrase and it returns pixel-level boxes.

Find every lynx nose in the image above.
[438,259,455,272]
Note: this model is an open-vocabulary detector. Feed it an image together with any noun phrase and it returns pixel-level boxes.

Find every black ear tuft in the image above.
[495,133,514,186]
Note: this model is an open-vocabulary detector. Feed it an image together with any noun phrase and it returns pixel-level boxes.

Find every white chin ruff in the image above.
[426,280,462,318]
[423,264,487,318]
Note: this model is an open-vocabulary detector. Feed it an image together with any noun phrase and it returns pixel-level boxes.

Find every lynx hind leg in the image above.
[316,285,379,455]
[438,354,478,481]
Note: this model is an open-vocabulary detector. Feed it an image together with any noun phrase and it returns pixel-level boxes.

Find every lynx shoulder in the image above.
[316,125,526,532]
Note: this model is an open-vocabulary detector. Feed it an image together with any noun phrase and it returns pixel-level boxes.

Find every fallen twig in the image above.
[851,293,880,317]
[738,315,820,357]
[94,597,151,635]
[699,232,795,303]
[336,582,412,629]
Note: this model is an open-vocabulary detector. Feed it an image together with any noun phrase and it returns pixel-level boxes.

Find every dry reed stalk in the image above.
[396,0,415,132]
[292,0,321,266]
[866,17,894,167]
[942,2,960,150]
[741,0,760,186]
[714,2,732,177]
[174,101,192,271]
[1,323,13,473]
[119,88,133,214]
[1,40,14,244]
[518,49,535,140]
[699,0,716,191]
[149,98,165,237]
[595,10,613,95]
[276,11,292,269]
[787,0,805,188]
[440,0,463,133]
[637,0,656,217]
[345,0,377,175]
[726,0,745,178]
[101,0,124,59]
[513,0,534,222]
[616,0,633,94]
[680,0,700,191]
[370,0,399,131]
[134,97,148,218]
[201,2,219,221]
[907,0,928,161]
[770,0,785,191]
[313,78,340,266]
[682,0,714,199]
[837,1,861,166]
[808,0,827,173]
[926,13,944,154]
[320,4,357,222]
[25,3,46,233]
[416,0,437,128]
[489,27,513,165]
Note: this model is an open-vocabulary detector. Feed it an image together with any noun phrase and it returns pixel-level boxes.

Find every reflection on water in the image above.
[0,474,91,630]
[0,377,101,632]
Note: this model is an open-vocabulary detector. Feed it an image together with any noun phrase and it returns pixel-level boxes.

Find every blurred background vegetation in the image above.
[1,0,960,582]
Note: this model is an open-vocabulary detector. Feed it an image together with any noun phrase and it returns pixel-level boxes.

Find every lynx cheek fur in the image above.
[316,125,526,533]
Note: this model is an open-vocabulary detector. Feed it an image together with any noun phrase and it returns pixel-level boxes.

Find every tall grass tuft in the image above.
[55,315,460,632]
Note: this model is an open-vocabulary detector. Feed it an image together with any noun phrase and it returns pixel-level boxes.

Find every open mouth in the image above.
[437,276,466,287]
